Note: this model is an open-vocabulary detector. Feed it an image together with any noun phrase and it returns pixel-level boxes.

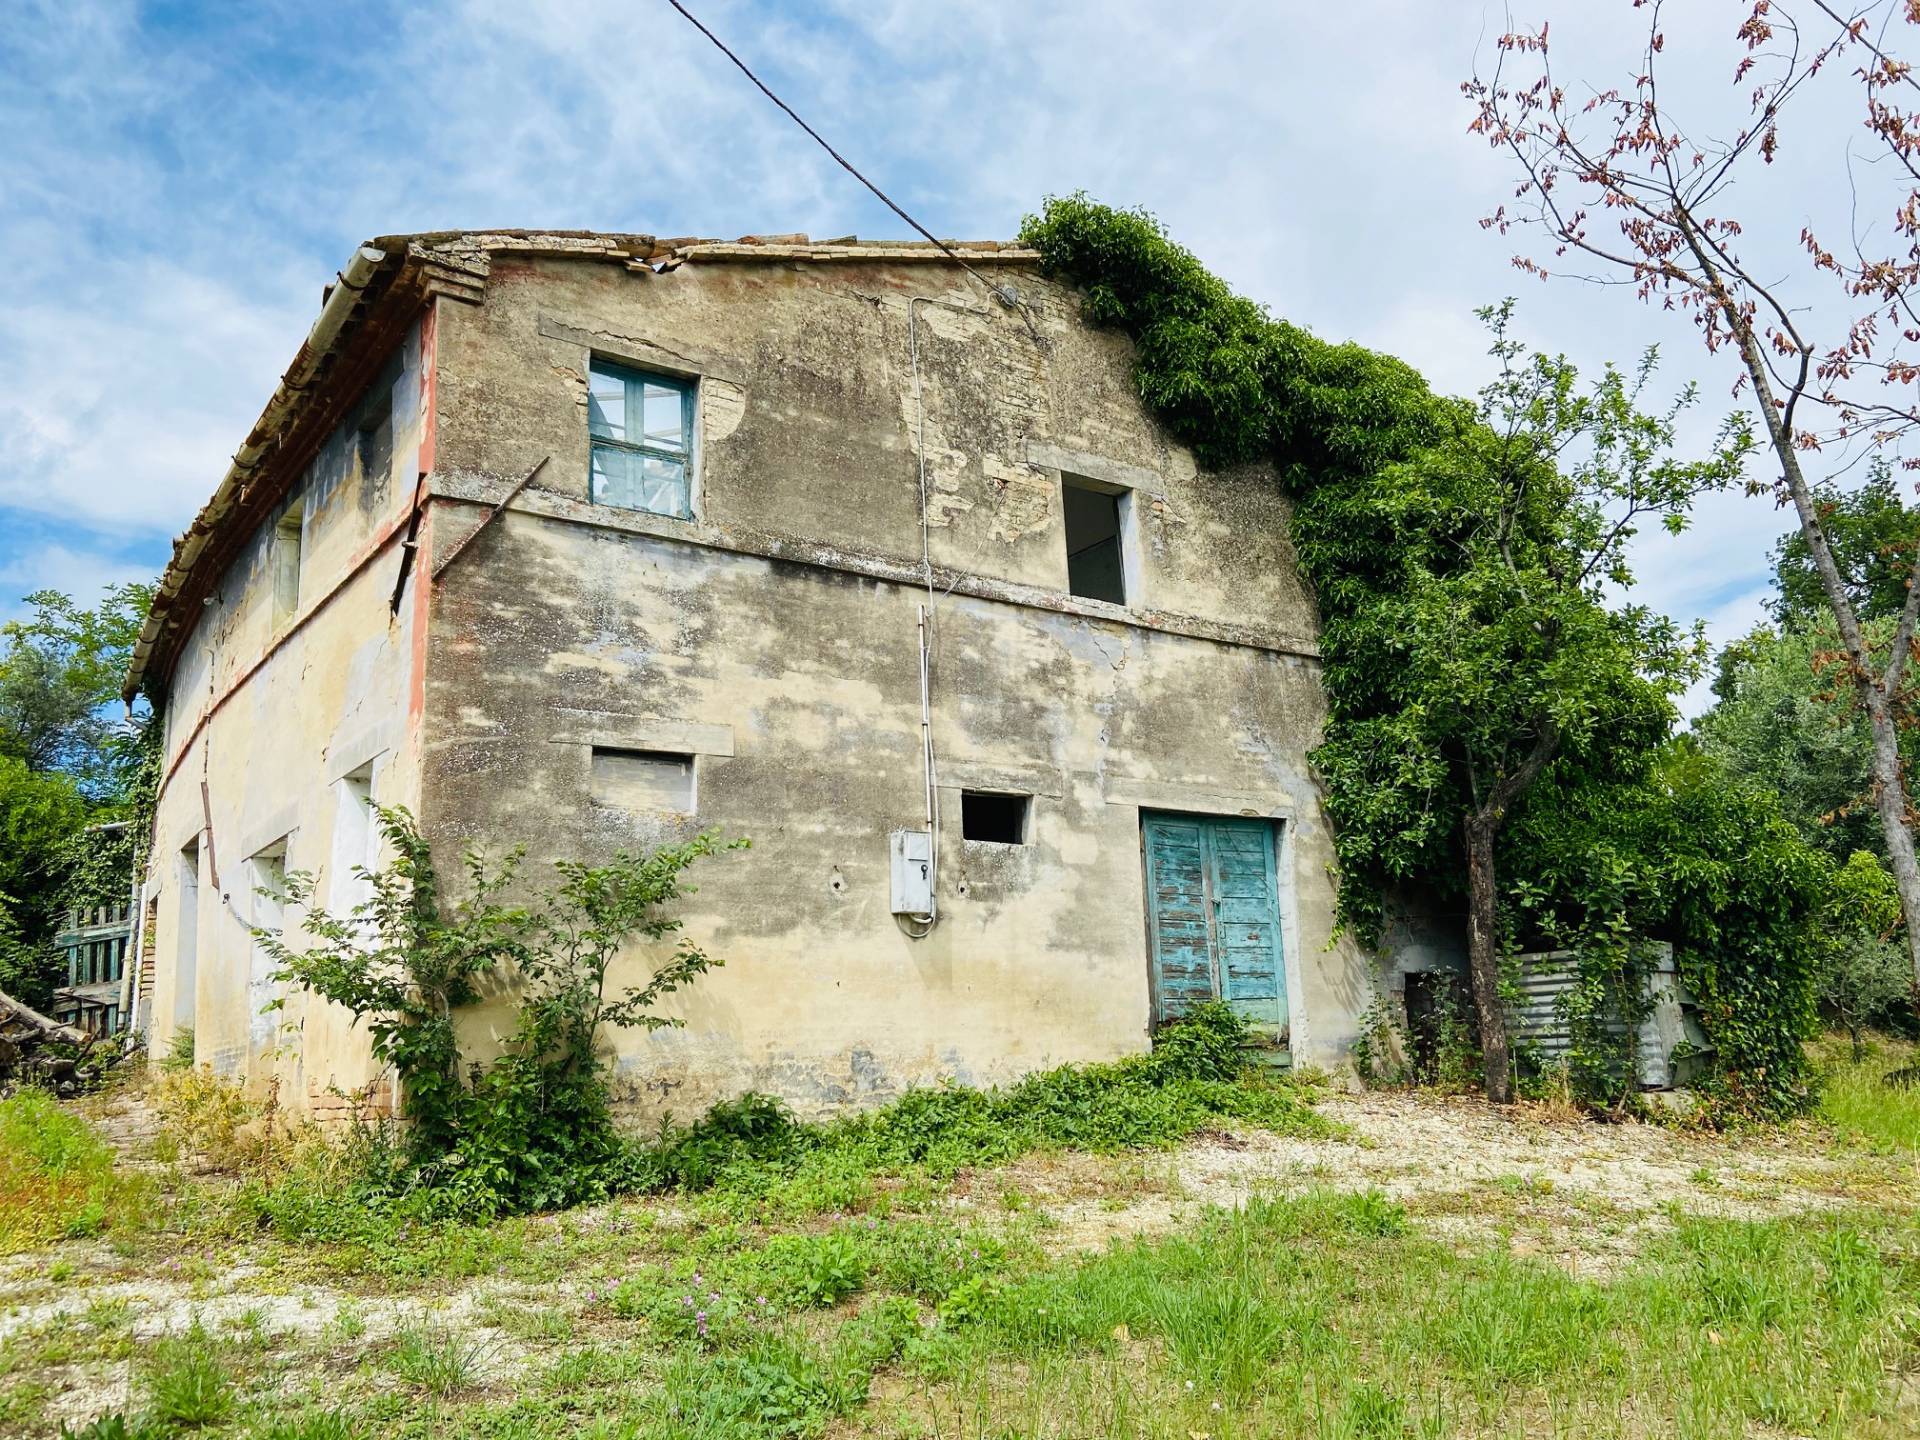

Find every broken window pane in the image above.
[590,447,690,518]
[588,358,694,518]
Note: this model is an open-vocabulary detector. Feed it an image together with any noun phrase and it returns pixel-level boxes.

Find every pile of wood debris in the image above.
[0,989,127,1095]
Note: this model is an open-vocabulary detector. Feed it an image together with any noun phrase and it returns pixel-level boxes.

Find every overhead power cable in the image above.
[665,0,1017,308]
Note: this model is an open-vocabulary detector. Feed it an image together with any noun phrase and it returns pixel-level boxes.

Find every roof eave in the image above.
[122,243,410,702]
[122,231,1039,704]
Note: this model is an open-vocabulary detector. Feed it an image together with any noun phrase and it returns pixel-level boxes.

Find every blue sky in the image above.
[0,1,1872,712]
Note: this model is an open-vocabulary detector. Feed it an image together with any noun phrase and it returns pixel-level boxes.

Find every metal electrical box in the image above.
[890,829,933,916]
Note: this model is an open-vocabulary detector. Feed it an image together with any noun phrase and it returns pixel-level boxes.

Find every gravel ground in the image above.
[4,1082,1910,1433]
[986,1089,1909,1274]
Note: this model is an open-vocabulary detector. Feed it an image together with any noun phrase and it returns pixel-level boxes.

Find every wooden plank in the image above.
[1207,818,1286,1032]
[1144,814,1215,1026]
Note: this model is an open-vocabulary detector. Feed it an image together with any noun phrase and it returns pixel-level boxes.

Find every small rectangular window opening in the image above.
[330,765,377,921]
[591,747,696,813]
[248,843,289,925]
[271,509,302,626]
[1062,477,1128,605]
[961,791,1031,845]
[357,396,394,488]
[174,839,201,1035]
[588,358,695,518]
[247,840,290,1049]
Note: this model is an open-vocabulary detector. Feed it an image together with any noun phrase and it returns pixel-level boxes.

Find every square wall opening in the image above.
[961,791,1030,845]
[591,748,696,812]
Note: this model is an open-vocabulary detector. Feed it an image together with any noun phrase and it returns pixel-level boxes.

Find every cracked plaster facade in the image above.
[132,234,1423,1125]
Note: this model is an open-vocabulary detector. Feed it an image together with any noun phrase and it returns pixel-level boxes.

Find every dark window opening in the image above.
[1062,477,1127,604]
[357,403,394,487]
[961,791,1030,845]
[354,351,401,488]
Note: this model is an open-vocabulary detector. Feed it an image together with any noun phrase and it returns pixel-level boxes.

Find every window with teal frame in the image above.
[587,358,695,518]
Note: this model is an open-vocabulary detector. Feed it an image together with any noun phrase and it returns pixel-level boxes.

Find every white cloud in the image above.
[0,540,153,625]
[1676,582,1777,723]
[0,256,312,532]
[0,0,1891,698]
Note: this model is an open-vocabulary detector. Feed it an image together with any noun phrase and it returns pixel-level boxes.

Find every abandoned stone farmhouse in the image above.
[122,229,1424,1122]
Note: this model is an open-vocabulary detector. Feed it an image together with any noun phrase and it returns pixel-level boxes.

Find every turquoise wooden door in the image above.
[1143,813,1288,1047]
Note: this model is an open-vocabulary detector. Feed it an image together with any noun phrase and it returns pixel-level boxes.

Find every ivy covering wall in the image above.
[1019,196,1829,1116]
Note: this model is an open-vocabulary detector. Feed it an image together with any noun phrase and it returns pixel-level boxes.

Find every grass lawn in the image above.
[1,1039,1916,1440]
[1815,1032,1920,1156]
[0,1089,153,1256]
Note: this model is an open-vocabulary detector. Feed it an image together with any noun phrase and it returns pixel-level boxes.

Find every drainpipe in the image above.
[906,297,942,934]
[123,877,144,1037]
[915,600,938,926]
[901,290,1031,936]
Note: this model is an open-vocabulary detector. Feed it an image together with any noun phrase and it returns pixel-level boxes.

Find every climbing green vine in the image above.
[1019,196,1825,1117]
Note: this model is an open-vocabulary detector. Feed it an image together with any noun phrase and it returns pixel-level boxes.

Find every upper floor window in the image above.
[588,359,694,518]
[271,508,303,627]
[356,384,394,486]
[1062,476,1129,605]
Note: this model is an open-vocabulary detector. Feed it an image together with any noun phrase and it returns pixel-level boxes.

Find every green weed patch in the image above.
[901,1192,1916,1440]
[241,1002,1330,1254]
[1819,1034,1920,1154]
[631,1003,1332,1211]
[0,1088,148,1254]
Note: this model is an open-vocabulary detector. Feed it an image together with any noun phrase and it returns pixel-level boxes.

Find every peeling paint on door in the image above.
[1143,812,1288,1058]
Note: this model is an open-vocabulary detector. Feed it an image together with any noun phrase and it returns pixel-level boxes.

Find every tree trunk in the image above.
[1464,815,1515,1104]
[1863,686,1920,992]
[1681,216,1920,998]
[0,987,92,1048]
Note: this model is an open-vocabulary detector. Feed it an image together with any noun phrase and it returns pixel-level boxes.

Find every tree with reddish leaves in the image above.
[1466,1,1920,998]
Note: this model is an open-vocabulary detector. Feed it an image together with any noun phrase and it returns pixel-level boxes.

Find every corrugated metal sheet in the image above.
[1510,943,1702,1089]
[1510,951,1585,1067]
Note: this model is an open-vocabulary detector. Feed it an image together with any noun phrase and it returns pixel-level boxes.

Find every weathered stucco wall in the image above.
[144,320,431,1113]
[430,255,1319,648]
[419,254,1377,1123]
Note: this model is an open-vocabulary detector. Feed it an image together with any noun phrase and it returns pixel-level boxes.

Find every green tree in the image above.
[1019,197,1750,1103]
[1771,464,1920,630]
[0,757,86,917]
[1698,462,1920,868]
[1696,620,1883,861]
[0,892,61,1013]
[1820,851,1913,1059]
[261,805,747,1212]
[0,583,153,798]
[1468,0,1920,1006]
[1508,742,1829,1117]
[1308,306,1746,1100]
[257,806,529,1155]
[0,757,87,1007]
[0,583,156,1006]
